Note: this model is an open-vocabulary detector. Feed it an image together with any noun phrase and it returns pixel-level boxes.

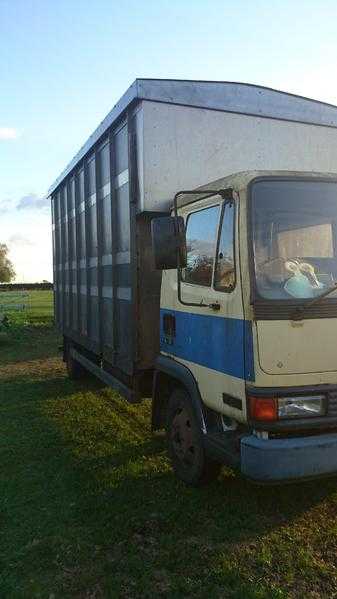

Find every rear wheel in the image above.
[166,388,221,486]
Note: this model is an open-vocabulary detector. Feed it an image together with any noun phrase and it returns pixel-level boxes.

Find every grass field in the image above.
[0,291,336,598]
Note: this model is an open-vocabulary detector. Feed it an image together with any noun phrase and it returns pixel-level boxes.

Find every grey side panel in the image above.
[137,79,337,128]
[49,79,337,195]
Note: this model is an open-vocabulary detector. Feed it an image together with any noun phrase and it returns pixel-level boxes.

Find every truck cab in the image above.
[152,170,337,484]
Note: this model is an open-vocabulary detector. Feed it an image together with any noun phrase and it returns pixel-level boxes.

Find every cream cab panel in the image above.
[160,195,253,416]
[257,319,337,376]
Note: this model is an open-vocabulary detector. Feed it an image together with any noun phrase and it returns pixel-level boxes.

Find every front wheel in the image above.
[166,388,221,486]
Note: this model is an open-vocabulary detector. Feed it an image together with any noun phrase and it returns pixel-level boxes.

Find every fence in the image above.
[0,289,54,324]
[0,291,31,313]
[0,282,53,291]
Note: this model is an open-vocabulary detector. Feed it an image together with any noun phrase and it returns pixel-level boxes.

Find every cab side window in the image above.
[214,202,235,291]
[183,205,220,287]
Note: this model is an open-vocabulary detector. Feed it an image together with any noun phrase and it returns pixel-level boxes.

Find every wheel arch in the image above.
[152,355,206,433]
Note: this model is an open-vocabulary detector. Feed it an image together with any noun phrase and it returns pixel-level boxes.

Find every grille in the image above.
[254,300,337,320]
[328,391,337,417]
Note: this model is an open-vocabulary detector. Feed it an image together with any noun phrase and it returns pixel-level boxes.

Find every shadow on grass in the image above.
[0,322,60,366]
[1,374,337,598]
[7,371,336,528]
[0,371,103,403]
[1,323,337,597]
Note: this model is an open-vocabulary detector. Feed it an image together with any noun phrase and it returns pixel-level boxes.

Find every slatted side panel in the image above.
[51,194,57,322]
[77,168,87,337]
[112,122,133,372]
[63,185,71,329]
[51,117,135,376]
[97,140,114,355]
[55,190,62,326]
[85,153,99,345]
[68,176,78,330]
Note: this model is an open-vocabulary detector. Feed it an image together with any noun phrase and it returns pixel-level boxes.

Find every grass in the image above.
[0,291,336,598]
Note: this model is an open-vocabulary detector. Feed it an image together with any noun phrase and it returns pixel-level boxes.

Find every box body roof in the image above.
[48,78,337,195]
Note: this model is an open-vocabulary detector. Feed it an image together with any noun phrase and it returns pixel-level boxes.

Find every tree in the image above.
[0,244,15,283]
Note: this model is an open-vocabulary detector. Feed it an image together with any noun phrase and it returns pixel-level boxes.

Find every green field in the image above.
[0,290,53,325]
[0,291,336,598]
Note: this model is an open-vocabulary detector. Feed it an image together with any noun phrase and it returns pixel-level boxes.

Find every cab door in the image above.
[160,195,251,420]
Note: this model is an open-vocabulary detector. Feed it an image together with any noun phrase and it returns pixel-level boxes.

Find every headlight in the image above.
[278,395,325,419]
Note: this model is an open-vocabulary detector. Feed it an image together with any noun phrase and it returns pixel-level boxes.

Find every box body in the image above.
[50,80,337,384]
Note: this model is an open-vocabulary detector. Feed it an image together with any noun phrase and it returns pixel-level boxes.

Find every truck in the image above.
[49,78,337,485]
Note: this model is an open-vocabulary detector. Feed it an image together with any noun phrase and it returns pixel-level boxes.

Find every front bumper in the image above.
[241,432,337,482]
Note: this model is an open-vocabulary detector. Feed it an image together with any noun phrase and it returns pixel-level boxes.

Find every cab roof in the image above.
[176,170,337,209]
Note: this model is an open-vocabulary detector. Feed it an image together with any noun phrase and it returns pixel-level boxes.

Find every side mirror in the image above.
[151,216,187,270]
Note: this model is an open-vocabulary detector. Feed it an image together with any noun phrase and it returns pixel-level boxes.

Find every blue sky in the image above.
[1,0,337,281]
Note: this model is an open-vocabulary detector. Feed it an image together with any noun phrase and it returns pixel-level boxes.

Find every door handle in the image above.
[208,302,221,311]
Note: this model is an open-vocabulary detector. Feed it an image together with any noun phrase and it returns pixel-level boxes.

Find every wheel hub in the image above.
[172,407,195,465]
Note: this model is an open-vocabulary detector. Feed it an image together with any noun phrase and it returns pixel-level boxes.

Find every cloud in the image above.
[0,199,12,215]
[17,194,49,211]
[8,234,35,247]
[0,127,19,140]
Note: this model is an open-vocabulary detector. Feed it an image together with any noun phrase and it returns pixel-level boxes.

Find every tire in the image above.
[166,387,221,486]
[66,351,87,380]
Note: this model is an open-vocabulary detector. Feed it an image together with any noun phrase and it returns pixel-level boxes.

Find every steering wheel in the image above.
[259,257,320,288]
[258,257,299,284]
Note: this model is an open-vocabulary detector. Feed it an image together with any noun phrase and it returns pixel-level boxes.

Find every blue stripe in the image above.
[160,309,255,381]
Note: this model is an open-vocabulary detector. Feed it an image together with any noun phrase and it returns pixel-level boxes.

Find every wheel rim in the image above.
[171,407,195,466]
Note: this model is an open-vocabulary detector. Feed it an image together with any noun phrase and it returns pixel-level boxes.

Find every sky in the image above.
[2,0,337,281]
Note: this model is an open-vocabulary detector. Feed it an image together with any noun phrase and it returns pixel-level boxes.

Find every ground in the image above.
[0,290,336,598]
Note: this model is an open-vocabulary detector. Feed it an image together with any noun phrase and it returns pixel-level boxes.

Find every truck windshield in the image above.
[251,180,337,300]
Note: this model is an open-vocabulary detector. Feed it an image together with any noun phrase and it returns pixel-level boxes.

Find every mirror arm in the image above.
[173,188,233,310]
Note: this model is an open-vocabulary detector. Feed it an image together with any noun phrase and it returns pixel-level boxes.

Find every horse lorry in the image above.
[49,79,337,485]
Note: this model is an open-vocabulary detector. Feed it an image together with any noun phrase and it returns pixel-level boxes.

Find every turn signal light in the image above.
[250,397,278,421]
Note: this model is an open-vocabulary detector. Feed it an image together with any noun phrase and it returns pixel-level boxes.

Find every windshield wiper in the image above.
[292,282,337,320]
